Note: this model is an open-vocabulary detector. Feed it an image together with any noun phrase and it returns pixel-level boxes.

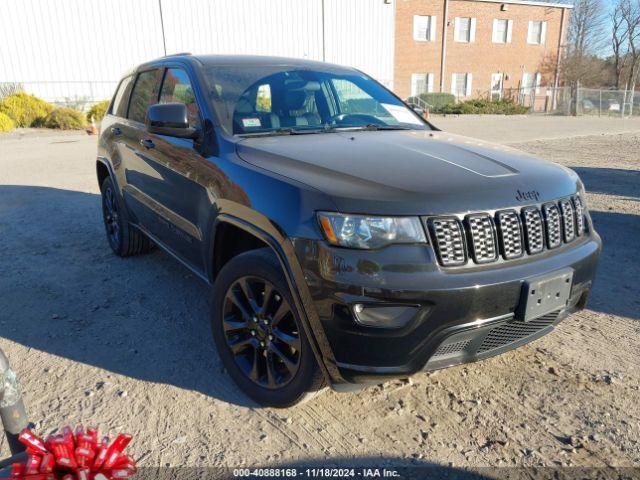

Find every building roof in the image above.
[461,0,573,8]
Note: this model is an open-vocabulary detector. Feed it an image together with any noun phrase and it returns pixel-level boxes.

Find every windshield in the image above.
[203,65,429,136]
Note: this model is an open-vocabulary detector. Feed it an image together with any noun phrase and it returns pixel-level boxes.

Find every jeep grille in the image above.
[426,196,586,267]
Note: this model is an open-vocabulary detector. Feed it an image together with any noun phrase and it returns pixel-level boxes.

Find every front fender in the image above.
[208,213,346,386]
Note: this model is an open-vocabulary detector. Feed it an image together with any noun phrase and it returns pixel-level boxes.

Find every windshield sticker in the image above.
[242,118,262,128]
[381,103,422,125]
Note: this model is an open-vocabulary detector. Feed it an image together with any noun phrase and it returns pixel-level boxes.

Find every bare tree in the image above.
[614,0,640,113]
[561,0,607,113]
[567,0,606,57]
[612,1,631,89]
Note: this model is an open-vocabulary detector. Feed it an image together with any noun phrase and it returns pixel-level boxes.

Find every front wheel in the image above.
[211,248,325,407]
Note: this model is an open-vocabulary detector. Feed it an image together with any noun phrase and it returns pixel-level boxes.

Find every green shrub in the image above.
[0,111,15,133]
[0,92,54,127]
[44,107,88,130]
[417,92,456,112]
[86,100,110,122]
[440,98,530,115]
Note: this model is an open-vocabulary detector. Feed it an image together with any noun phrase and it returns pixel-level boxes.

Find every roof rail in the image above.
[163,52,192,58]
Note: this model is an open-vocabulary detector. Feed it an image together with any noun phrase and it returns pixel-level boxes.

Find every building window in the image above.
[413,15,436,42]
[492,19,513,43]
[454,17,476,43]
[527,21,547,44]
[411,73,434,96]
[451,73,472,98]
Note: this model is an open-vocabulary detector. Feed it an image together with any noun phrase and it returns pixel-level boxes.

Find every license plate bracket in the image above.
[518,268,573,322]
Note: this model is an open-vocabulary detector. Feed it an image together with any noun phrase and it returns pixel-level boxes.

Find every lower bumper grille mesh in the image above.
[476,311,560,354]
[433,340,471,357]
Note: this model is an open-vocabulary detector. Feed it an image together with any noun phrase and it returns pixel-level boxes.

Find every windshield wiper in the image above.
[321,124,413,132]
[361,124,412,131]
[239,127,325,137]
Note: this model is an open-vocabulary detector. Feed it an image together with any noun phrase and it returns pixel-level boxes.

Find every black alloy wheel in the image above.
[222,276,301,389]
[102,182,121,248]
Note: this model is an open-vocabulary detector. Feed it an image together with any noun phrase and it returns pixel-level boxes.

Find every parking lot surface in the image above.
[0,117,638,468]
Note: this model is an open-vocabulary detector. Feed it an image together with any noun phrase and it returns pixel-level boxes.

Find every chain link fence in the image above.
[499,86,639,117]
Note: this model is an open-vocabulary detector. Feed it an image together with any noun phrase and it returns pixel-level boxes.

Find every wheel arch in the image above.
[209,214,343,386]
[96,157,113,187]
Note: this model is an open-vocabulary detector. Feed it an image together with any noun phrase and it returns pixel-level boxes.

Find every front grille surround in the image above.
[572,196,585,236]
[542,203,562,249]
[495,210,524,259]
[521,206,545,254]
[425,195,587,268]
[465,214,498,264]
[559,198,576,242]
[429,217,467,266]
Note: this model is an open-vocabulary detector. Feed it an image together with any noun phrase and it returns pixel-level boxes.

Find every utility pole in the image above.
[321,0,326,62]
[439,0,449,93]
[158,0,167,56]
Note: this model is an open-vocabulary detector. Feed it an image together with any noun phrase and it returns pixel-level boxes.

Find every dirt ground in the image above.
[0,117,639,470]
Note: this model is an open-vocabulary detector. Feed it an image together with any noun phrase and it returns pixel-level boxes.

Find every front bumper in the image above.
[293,231,601,385]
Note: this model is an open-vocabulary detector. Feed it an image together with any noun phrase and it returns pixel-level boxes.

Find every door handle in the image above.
[110,127,121,135]
[140,139,155,149]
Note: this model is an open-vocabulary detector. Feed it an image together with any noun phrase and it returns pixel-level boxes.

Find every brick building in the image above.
[394,0,572,102]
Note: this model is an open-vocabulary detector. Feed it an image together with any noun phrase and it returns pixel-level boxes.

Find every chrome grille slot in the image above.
[572,195,585,236]
[429,218,466,266]
[466,214,498,263]
[559,198,575,242]
[542,203,562,249]
[522,207,544,254]
[496,210,523,259]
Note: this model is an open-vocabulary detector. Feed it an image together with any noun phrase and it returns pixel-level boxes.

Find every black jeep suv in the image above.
[97,54,601,406]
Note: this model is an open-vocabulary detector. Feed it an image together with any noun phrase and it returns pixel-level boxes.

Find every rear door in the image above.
[118,68,163,233]
[122,66,209,272]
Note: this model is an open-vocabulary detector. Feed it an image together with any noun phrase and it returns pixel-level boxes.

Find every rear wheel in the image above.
[100,177,152,256]
[211,248,325,407]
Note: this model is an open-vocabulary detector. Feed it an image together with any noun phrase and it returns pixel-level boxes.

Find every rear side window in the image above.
[112,75,133,118]
[159,68,200,128]
[128,69,161,123]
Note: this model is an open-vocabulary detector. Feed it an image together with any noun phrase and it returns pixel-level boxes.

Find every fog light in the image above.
[352,304,419,329]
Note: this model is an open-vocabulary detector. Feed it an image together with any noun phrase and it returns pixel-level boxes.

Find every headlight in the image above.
[317,212,427,249]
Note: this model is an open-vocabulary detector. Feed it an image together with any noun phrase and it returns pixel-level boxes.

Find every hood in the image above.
[236,130,581,215]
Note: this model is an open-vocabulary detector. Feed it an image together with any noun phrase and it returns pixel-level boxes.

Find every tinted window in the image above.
[128,69,161,123]
[112,75,133,118]
[159,68,200,128]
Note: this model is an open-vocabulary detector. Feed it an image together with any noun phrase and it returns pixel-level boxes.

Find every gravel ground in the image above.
[0,118,639,470]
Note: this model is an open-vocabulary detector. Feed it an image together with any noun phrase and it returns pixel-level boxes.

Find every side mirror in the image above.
[146,103,197,138]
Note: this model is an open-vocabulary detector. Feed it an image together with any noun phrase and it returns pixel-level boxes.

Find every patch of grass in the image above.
[44,107,88,130]
[0,111,15,133]
[86,100,110,122]
[441,98,530,115]
[0,92,54,127]
[417,93,456,112]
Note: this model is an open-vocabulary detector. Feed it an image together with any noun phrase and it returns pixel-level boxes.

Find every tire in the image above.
[211,248,326,407]
[100,177,153,257]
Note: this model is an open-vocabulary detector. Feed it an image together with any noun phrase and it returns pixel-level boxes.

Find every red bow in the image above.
[8,426,136,479]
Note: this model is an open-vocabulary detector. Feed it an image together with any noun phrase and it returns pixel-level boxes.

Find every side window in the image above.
[159,68,200,128]
[331,78,387,116]
[256,84,272,113]
[128,69,161,124]
[113,75,133,118]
